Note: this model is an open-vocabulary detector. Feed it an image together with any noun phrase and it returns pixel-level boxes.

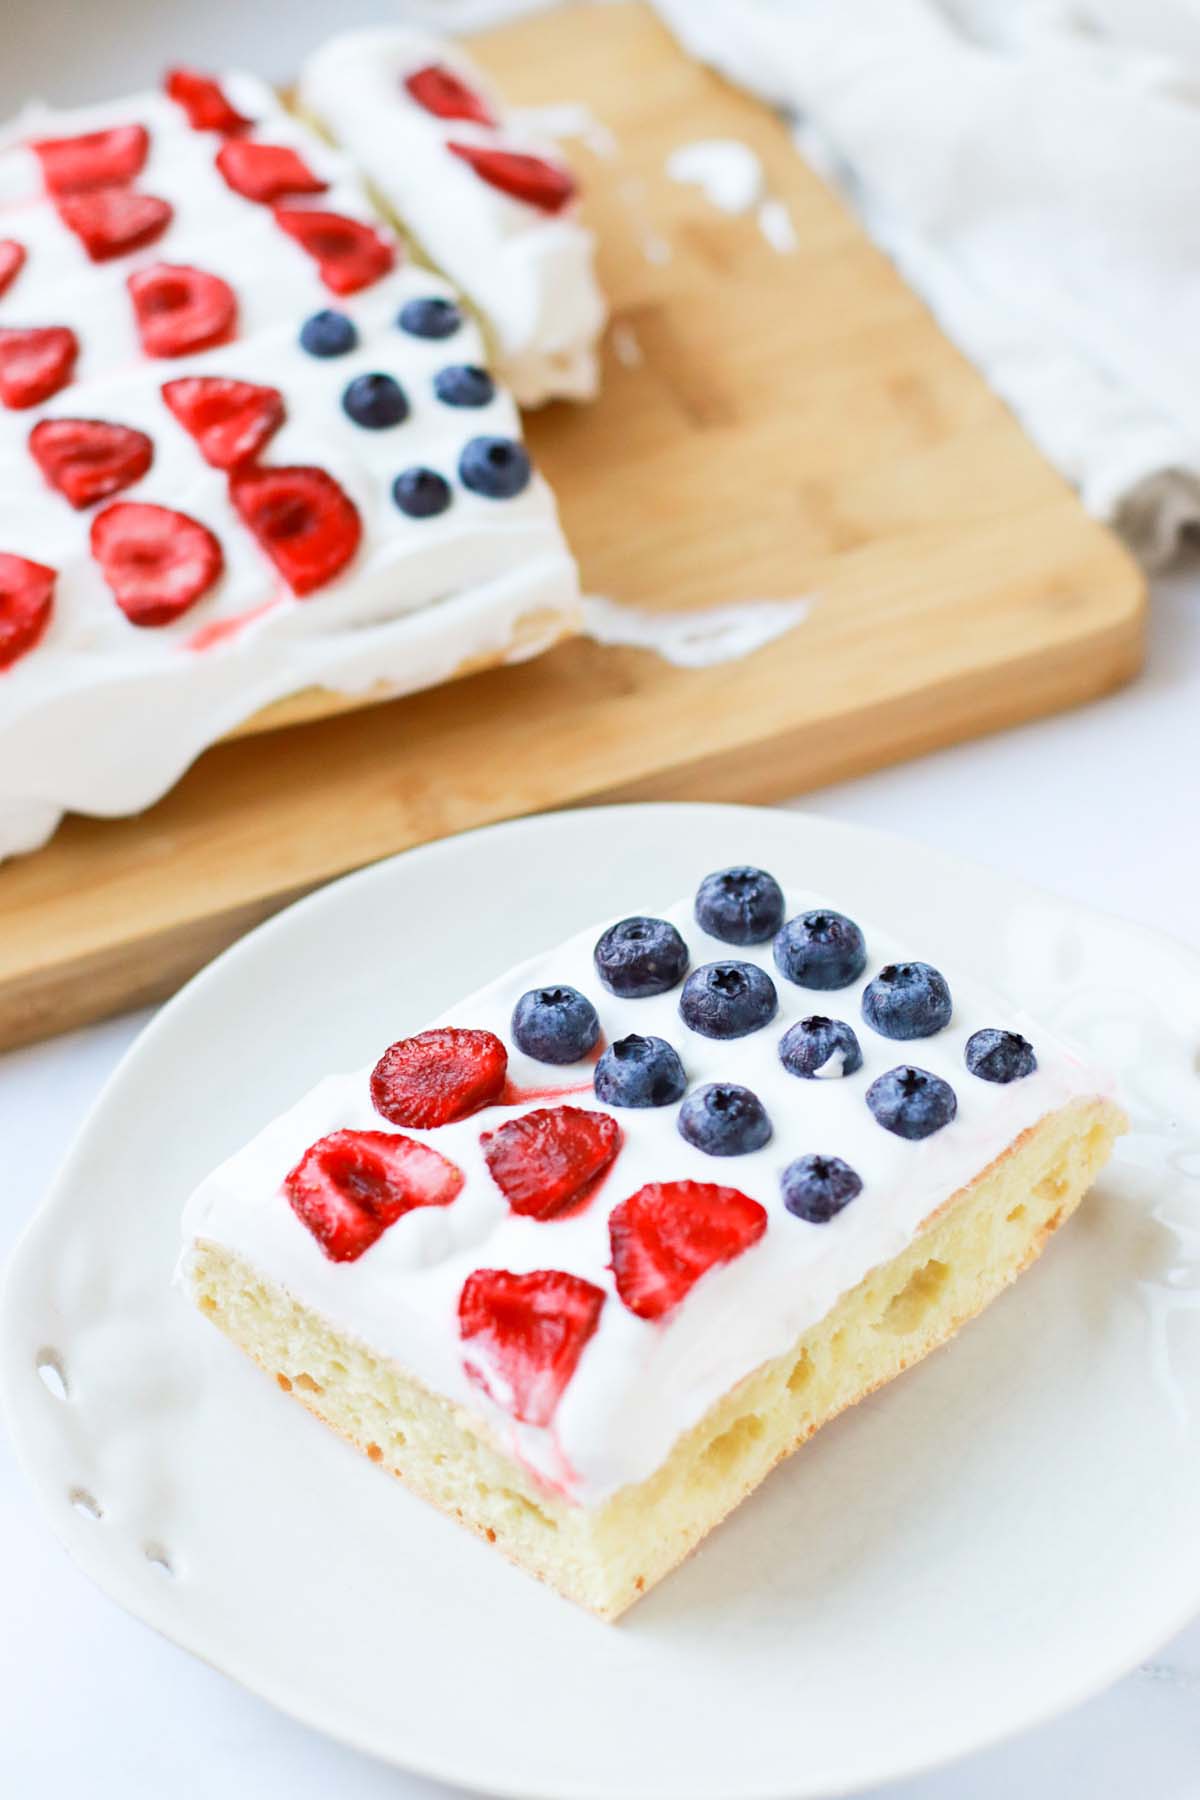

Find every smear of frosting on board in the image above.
[580,594,810,668]
[666,136,798,253]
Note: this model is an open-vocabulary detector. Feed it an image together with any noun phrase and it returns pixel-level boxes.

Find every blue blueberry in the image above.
[679,960,777,1039]
[678,1083,772,1156]
[781,1154,863,1223]
[862,963,952,1040]
[392,467,452,519]
[342,372,409,429]
[398,296,462,340]
[511,985,599,1065]
[594,1034,686,1108]
[459,435,532,500]
[965,1028,1037,1083]
[299,309,357,357]
[593,916,688,998]
[779,1015,863,1080]
[694,865,785,945]
[866,1065,957,1140]
[774,909,866,990]
[434,364,495,408]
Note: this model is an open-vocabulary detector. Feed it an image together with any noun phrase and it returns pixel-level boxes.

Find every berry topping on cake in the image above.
[458,435,532,500]
[679,960,778,1039]
[90,501,223,627]
[0,241,27,299]
[433,364,495,408]
[404,64,497,128]
[341,371,408,429]
[371,1026,507,1128]
[778,1015,863,1080]
[216,140,328,203]
[299,308,357,357]
[459,1268,605,1427]
[392,467,451,519]
[866,1066,958,1140]
[273,207,395,294]
[594,1034,686,1109]
[862,962,952,1040]
[165,67,254,135]
[447,141,577,215]
[594,915,688,998]
[694,865,785,945]
[0,325,78,409]
[128,264,237,357]
[33,123,149,195]
[29,417,153,509]
[965,1028,1037,1083]
[781,1154,863,1223]
[228,464,361,595]
[398,296,462,340]
[773,909,866,990]
[482,1106,621,1220]
[56,188,173,262]
[161,376,284,470]
[0,553,54,670]
[512,985,600,1064]
[285,1127,463,1263]
[609,1180,768,1320]
[678,1083,772,1156]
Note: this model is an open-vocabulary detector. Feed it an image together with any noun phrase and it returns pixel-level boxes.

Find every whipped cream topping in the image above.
[183,885,1112,1507]
[297,30,607,407]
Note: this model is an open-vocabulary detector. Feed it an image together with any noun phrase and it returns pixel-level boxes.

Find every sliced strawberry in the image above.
[459,1268,604,1427]
[161,376,283,470]
[127,263,236,357]
[29,417,153,509]
[90,501,222,627]
[447,141,576,215]
[272,207,395,295]
[0,326,77,409]
[609,1181,768,1322]
[56,187,172,263]
[32,123,149,196]
[285,1127,463,1263]
[228,464,360,596]
[215,140,327,203]
[165,67,254,135]
[0,553,54,670]
[371,1027,507,1129]
[0,240,26,299]
[482,1107,622,1221]
[404,64,496,128]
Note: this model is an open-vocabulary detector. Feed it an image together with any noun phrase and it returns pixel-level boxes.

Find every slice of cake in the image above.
[297,29,607,407]
[182,864,1125,1620]
[0,65,577,857]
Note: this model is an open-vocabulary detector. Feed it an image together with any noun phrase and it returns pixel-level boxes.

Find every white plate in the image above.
[3,803,1200,1800]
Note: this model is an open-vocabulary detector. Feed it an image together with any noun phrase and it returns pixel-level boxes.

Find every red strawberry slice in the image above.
[0,553,55,670]
[228,464,361,596]
[459,1268,605,1427]
[609,1181,768,1322]
[32,123,149,196]
[90,501,223,627]
[482,1107,622,1221]
[165,67,254,136]
[285,1127,464,1263]
[404,64,496,128]
[272,207,395,295]
[0,326,78,409]
[29,417,153,509]
[0,240,26,299]
[161,376,283,471]
[371,1027,507,1129]
[447,141,576,215]
[56,187,172,263]
[215,140,327,203]
[127,263,236,357]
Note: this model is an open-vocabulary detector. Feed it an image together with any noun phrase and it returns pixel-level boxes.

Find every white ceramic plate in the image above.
[3,803,1200,1800]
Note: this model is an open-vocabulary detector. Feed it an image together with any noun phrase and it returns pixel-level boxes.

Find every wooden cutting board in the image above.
[0,0,1144,1050]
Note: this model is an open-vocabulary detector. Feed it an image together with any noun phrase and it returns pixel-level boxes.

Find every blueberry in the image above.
[694,865,785,945]
[398,296,462,340]
[774,909,866,990]
[594,1034,686,1108]
[965,1028,1037,1083]
[866,1066,957,1140]
[434,364,495,408]
[594,916,688,998]
[299,309,357,357]
[393,467,452,519]
[679,960,777,1039]
[511,985,599,1065]
[678,1083,772,1156]
[779,1015,863,1079]
[862,963,952,1040]
[781,1154,863,1223]
[342,372,409,429]
[459,435,532,500]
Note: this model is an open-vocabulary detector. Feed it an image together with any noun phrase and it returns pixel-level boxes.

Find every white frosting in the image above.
[183,885,1111,1507]
[580,593,809,667]
[297,30,607,408]
[666,138,764,214]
